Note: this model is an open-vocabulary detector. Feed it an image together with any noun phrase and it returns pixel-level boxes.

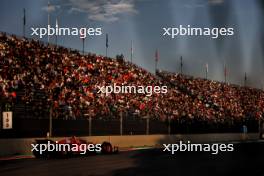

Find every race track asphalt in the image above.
[1,141,264,176]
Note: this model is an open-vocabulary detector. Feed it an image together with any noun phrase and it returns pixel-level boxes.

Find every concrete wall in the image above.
[0,133,259,156]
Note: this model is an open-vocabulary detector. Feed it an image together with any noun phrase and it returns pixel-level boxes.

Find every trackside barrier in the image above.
[0,133,259,156]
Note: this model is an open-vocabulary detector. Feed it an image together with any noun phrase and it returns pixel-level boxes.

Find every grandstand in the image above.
[0,32,263,137]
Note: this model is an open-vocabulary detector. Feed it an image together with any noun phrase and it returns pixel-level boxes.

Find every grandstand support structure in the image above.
[49,104,53,137]
[120,112,123,136]
[259,117,264,139]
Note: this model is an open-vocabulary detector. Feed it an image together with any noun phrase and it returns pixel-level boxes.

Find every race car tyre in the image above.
[101,142,113,154]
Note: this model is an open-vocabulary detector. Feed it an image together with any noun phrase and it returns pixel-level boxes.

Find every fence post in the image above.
[89,115,92,136]
[49,104,53,138]
[120,111,123,135]
[0,106,2,130]
[259,117,263,139]
[168,117,171,135]
[146,115,149,135]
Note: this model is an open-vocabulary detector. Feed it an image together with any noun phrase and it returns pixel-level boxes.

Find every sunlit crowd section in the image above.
[0,33,263,126]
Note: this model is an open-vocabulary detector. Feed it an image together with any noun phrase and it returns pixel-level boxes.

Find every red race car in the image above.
[32,136,118,158]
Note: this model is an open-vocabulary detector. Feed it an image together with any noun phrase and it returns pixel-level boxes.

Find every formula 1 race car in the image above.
[32,136,118,158]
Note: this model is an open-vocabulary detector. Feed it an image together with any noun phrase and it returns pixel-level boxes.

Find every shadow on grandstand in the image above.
[111,136,264,176]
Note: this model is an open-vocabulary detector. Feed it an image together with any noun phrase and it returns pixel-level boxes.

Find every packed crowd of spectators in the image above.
[0,33,263,126]
[157,71,264,122]
[0,33,165,120]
